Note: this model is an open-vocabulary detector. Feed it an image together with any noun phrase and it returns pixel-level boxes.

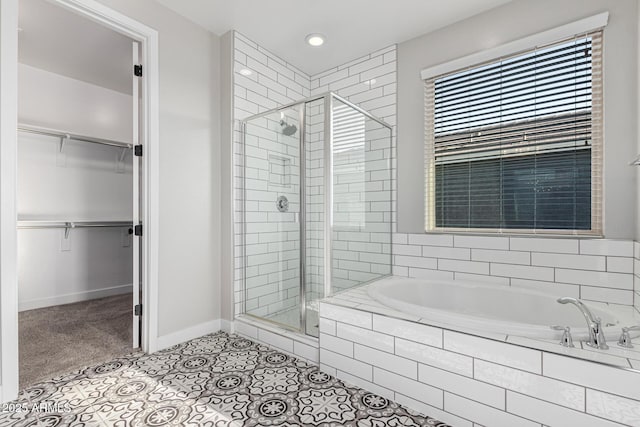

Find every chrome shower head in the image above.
[280,120,297,136]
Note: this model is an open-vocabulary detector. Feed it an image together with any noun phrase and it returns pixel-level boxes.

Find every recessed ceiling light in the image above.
[305,33,325,47]
[239,68,252,76]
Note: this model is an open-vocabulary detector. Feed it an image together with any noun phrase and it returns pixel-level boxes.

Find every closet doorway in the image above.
[16,0,143,389]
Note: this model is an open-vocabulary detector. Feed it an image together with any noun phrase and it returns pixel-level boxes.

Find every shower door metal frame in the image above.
[240,104,310,334]
[298,105,307,334]
[323,94,334,300]
[239,92,393,335]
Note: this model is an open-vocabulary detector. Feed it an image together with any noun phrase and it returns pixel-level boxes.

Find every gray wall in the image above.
[220,31,234,322]
[398,0,638,239]
[637,4,640,242]
[92,0,222,336]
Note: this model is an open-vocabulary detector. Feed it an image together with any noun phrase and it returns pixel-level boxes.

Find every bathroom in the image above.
[0,0,639,426]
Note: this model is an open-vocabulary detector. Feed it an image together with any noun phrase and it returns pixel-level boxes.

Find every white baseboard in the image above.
[220,318,233,333]
[18,283,133,312]
[155,319,222,352]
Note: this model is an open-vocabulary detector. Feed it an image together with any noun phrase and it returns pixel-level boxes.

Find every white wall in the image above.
[71,0,222,338]
[18,228,133,311]
[18,64,134,311]
[18,64,133,219]
[19,64,132,143]
[397,0,638,238]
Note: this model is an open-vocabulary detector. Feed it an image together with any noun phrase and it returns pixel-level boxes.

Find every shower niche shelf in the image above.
[268,154,292,188]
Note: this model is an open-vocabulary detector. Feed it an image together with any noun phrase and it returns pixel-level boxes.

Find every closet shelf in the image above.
[17,220,133,230]
[18,123,133,150]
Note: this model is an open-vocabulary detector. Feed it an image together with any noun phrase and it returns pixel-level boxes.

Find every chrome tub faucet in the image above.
[618,326,640,348]
[557,297,609,350]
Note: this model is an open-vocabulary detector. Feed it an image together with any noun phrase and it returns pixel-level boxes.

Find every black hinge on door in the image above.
[134,145,143,157]
[134,64,143,77]
[134,224,143,236]
[134,304,142,316]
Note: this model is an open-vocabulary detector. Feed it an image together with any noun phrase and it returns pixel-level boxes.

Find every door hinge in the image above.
[134,145,143,157]
[134,224,143,236]
[134,304,142,316]
[134,64,143,77]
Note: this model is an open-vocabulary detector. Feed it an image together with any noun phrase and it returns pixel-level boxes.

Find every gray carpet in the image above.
[19,293,133,389]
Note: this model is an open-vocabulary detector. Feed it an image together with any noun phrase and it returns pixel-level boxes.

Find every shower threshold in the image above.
[266,306,319,337]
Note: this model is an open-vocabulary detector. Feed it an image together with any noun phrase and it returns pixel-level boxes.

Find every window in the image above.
[332,101,366,228]
[424,31,603,234]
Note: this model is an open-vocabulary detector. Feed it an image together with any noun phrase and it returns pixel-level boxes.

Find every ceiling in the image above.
[155,0,513,76]
[19,0,134,95]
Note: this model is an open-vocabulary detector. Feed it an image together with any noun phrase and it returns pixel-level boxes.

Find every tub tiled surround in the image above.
[393,233,637,306]
[318,298,640,427]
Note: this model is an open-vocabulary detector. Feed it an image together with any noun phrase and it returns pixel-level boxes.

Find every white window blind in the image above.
[332,102,366,228]
[424,31,603,234]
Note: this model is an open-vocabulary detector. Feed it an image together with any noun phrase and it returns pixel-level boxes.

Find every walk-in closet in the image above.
[17,0,141,388]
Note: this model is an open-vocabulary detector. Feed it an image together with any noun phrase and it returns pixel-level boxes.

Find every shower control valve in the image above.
[276,195,289,212]
[617,325,640,348]
[551,325,575,348]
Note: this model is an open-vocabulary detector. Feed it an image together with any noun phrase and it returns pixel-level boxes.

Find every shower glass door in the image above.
[243,106,303,332]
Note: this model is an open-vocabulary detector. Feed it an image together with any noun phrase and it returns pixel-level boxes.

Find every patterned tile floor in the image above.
[1,332,451,426]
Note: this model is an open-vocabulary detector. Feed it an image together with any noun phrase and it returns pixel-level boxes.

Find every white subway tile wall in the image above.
[310,47,396,293]
[233,31,312,320]
[392,234,637,306]
[319,302,640,426]
[311,46,396,292]
[242,115,303,320]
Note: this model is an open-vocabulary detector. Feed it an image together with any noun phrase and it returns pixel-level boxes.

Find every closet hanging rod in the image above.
[17,124,133,149]
[17,220,133,230]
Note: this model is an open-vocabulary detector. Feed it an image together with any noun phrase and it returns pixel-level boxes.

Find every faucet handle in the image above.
[551,325,575,348]
[618,326,640,348]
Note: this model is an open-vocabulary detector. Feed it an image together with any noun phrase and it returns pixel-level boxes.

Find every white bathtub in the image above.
[367,276,622,340]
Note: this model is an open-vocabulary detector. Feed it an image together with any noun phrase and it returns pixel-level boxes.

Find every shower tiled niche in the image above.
[240,93,393,337]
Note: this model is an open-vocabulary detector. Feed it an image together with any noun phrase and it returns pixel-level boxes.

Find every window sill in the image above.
[423,228,604,239]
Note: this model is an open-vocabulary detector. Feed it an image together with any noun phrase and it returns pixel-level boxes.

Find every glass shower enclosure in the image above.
[240,92,393,337]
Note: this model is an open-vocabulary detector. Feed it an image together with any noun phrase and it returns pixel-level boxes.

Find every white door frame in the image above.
[132,40,142,349]
[0,0,160,403]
